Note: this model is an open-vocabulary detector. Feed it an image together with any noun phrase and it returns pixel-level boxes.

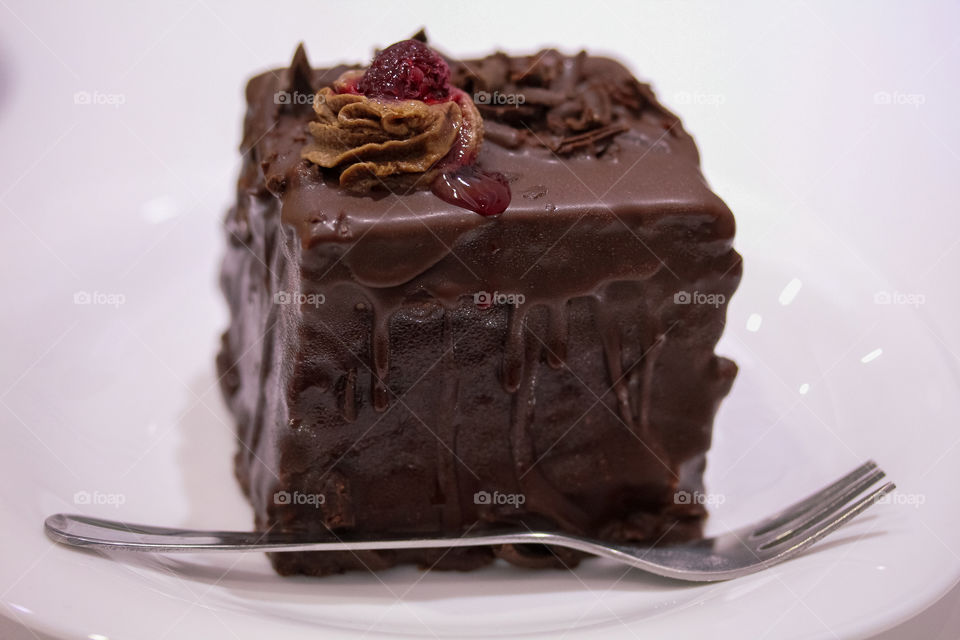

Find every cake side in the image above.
[218,44,742,576]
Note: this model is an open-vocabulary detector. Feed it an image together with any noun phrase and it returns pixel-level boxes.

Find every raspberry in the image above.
[358,40,452,102]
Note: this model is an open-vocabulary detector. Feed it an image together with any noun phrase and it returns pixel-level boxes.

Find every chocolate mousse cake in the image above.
[217,35,741,576]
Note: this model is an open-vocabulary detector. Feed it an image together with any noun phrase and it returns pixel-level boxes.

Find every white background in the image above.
[1,1,958,638]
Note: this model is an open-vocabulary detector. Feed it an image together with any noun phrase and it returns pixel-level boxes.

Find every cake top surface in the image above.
[238,41,734,254]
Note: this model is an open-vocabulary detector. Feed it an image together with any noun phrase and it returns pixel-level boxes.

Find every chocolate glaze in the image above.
[217,46,742,576]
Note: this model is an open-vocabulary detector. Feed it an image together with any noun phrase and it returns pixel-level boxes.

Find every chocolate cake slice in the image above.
[217,39,741,576]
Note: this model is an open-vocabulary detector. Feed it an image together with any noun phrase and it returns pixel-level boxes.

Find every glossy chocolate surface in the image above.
[218,46,741,575]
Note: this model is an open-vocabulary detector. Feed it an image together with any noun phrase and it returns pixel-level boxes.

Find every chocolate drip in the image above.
[339,368,358,422]
[509,312,590,532]
[627,367,643,434]
[436,310,462,531]
[545,302,568,369]
[639,333,666,440]
[501,305,527,393]
[598,301,635,432]
[370,308,390,412]
[245,264,282,472]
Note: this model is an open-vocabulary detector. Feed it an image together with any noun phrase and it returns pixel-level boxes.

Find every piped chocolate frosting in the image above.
[299,39,500,213]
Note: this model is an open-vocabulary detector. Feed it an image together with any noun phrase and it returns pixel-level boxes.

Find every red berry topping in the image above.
[358,40,452,102]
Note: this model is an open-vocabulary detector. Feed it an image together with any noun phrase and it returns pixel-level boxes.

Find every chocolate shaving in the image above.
[613,79,681,136]
[457,52,510,93]
[483,120,527,149]
[551,51,585,95]
[477,103,540,125]
[518,87,566,107]
[410,28,428,43]
[552,122,629,155]
[579,84,612,127]
[546,102,580,134]
[278,43,314,115]
[512,49,564,86]
[609,79,645,111]
[451,49,678,155]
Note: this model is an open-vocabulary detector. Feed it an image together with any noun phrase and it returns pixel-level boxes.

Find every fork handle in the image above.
[45,513,584,554]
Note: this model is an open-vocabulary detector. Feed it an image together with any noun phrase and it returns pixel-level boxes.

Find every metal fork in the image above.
[44,460,893,582]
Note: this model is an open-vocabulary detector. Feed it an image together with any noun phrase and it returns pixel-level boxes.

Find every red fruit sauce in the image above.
[431,166,511,217]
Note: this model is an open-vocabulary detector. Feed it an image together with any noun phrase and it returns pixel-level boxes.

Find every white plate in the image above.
[1,179,959,640]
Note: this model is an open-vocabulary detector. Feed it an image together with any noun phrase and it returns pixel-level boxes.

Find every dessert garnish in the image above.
[302,39,510,216]
[450,50,680,156]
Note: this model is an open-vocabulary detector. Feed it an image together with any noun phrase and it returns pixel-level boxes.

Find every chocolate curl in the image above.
[278,43,314,115]
[483,120,527,149]
[454,48,681,155]
[552,123,629,155]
